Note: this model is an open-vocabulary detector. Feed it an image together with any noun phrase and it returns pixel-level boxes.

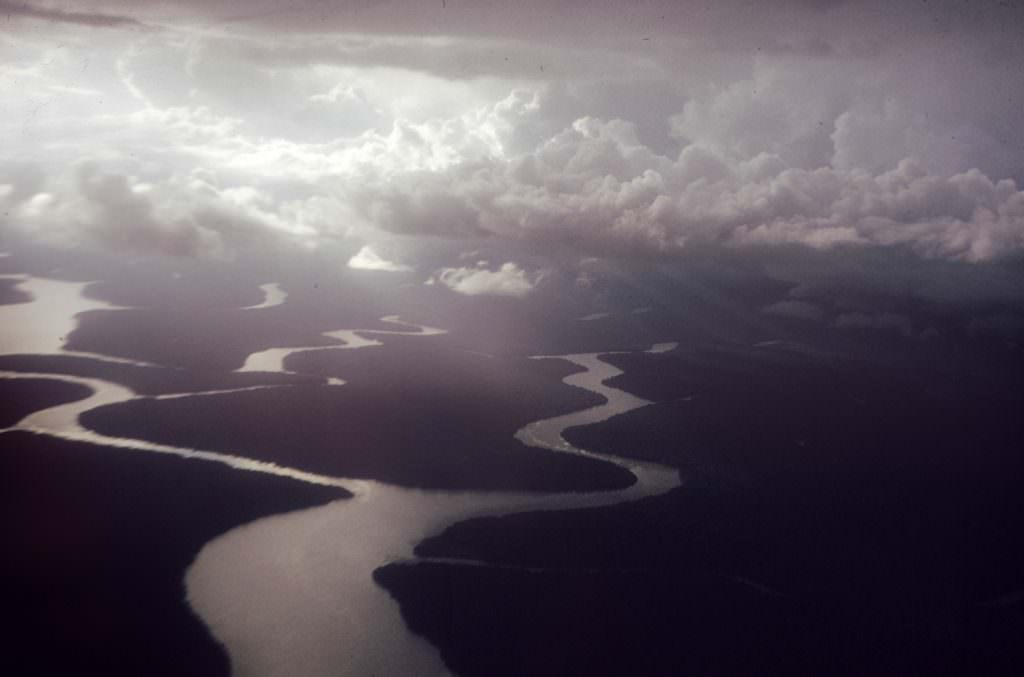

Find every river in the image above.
[0,274,681,676]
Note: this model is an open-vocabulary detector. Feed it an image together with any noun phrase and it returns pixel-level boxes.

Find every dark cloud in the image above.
[0,0,147,28]
[67,1,1024,48]
[72,165,227,257]
[216,34,660,83]
[0,161,46,206]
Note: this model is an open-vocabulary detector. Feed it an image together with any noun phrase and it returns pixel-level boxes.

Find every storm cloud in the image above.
[1,0,1023,280]
[0,1,146,29]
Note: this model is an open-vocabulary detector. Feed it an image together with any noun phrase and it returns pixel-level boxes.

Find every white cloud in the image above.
[346,245,413,272]
[2,10,1024,271]
[0,161,313,258]
[345,114,1024,262]
[430,262,543,298]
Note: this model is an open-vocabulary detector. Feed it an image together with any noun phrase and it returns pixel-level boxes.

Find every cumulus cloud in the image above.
[346,111,1024,262]
[346,245,413,272]
[6,67,1024,265]
[430,262,543,298]
[2,0,1024,276]
[0,162,308,258]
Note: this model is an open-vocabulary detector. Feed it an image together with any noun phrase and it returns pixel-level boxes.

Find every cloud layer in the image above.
[0,1,146,28]
[345,115,1024,262]
[1,1,1023,270]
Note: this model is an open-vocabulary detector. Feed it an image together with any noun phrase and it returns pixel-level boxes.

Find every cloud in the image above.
[0,162,304,258]
[346,113,1024,262]
[0,1,147,28]
[1,0,1023,280]
[5,61,1024,266]
[346,245,413,272]
[761,299,825,322]
[208,33,662,84]
[42,1,1024,53]
[430,262,543,298]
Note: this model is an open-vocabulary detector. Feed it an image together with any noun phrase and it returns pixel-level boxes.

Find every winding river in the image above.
[0,273,681,676]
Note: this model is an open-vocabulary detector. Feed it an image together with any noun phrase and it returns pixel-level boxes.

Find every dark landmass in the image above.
[0,240,417,312]
[7,241,1024,675]
[406,486,1024,676]
[283,333,586,390]
[0,377,93,427]
[398,294,695,356]
[63,274,447,369]
[0,243,272,309]
[61,257,440,370]
[60,260,421,369]
[568,344,1024,491]
[65,307,353,371]
[597,340,1023,406]
[0,354,322,395]
[85,273,271,310]
[81,352,635,492]
[400,344,1024,675]
[376,559,952,677]
[382,279,758,357]
[377,555,1024,676]
[0,277,31,305]
[0,431,347,677]
[5,239,1024,362]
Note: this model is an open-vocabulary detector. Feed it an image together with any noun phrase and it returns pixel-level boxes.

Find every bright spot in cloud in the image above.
[347,245,413,272]
[430,262,543,298]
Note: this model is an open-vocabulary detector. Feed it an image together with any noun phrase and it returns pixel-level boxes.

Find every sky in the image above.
[1,0,1024,282]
